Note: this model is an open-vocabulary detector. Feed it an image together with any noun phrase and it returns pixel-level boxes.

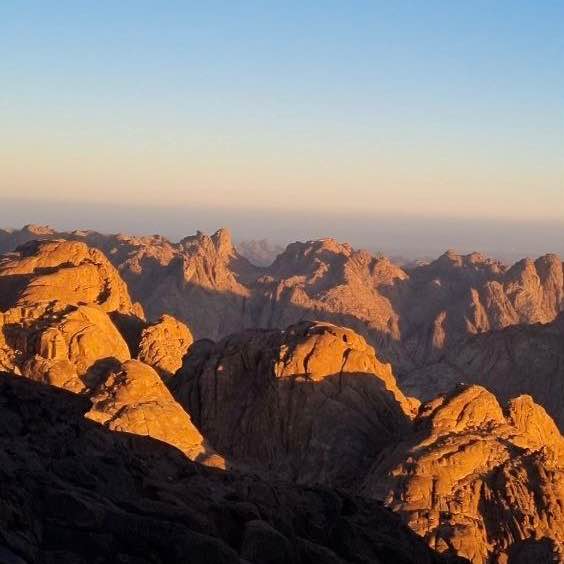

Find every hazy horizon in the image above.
[3,197,563,263]
[2,1,563,231]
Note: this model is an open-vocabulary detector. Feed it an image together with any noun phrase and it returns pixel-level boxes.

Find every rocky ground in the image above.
[0,371,456,564]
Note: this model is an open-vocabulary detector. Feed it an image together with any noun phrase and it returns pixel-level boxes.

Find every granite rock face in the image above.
[0,239,143,316]
[172,321,417,487]
[394,250,563,370]
[137,314,194,380]
[401,313,564,431]
[20,304,131,392]
[0,240,215,466]
[362,385,564,563]
[2,228,561,376]
[0,239,140,384]
[86,359,222,466]
[173,317,564,562]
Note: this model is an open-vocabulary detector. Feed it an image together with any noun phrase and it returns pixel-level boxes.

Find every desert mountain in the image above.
[1,235,563,562]
[0,239,140,383]
[395,250,563,368]
[362,385,564,563]
[172,317,564,562]
[0,239,218,465]
[401,313,564,429]
[2,225,561,430]
[237,238,286,266]
[3,226,561,363]
[0,238,141,316]
[172,321,417,487]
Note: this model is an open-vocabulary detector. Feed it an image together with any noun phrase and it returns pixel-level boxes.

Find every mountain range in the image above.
[0,224,563,563]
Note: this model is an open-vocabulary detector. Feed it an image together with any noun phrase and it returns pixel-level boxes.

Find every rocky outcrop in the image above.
[86,359,222,466]
[20,304,131,391]
[137,314,194,380]
[172,321,417,488]
[394,250,563,371]
[0,239,143,316]
[0,239,141,388]
[401,313,564,431]
[0,371,461,564]
[173,317,564,562]
[0,240,216,467]
[362,385,564,563]
[2,227,561,381]
[80,227,260,340]
[250,238,407,361]
[0,224,57,253]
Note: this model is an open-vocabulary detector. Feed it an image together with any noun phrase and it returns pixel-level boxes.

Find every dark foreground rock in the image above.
[0,372,462,564]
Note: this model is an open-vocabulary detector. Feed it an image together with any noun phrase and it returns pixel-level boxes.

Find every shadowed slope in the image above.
[172,321,417,488]
[0,371,463,564]
[401,313,564,431]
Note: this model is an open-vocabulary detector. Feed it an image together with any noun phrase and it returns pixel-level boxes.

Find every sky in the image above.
[1,1,563,256]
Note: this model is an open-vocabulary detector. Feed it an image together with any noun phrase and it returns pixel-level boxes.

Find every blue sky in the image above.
[1,1,563,242]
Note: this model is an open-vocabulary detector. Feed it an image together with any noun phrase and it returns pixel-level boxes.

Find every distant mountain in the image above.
[236,238,285,266]
[1,224,563,430]
[401,312,564,428]
[1,229,563,562]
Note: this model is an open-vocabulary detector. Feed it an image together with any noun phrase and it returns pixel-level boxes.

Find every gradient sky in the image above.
[1,1,563,251]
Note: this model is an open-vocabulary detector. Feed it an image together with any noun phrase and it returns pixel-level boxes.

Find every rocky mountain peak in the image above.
[507,394,564,454]
[211,227,234,256]
[180,227,235,259]
[421,384,505,435]
[434,249,502,273]
[363,385,564,563]
[173,321,417,487]
[265,238,354,283]
[22,224,55,236]
[0,239,143,317]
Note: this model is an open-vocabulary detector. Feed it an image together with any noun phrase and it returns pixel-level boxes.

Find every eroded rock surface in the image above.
[173,321,417,487]
[402,313,564,431]
[0,240,216,466]
[86,359,222,466]
[20,304,131,391]
[95,227,260,340]
[0,239,143,316]
[137,314,194,380]
[2,227,561,382]
[362,385,564,563]
[0,239,140,387]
